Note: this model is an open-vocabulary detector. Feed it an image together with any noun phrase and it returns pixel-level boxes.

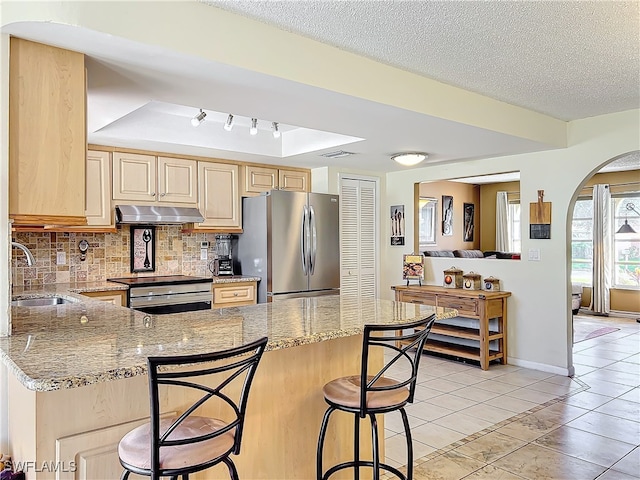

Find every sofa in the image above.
[423,249,520,259]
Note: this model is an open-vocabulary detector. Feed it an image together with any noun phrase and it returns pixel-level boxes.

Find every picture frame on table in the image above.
[130,225,156,273]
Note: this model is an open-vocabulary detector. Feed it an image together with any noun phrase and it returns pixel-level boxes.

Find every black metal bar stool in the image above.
[316,315,436,480]
[118,336,268,480]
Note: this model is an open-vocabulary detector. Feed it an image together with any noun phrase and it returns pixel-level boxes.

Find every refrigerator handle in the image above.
[301,205,308,275]
[309,205,317,275]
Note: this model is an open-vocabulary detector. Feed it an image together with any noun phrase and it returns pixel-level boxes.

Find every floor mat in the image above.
[573,320,620,343]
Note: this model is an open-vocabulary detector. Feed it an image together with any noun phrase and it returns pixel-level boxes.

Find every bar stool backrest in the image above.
[146,336,268,474]
[359,314,436,417]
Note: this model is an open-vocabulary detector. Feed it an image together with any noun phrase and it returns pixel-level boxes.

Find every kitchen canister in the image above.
[463,271,482,290]
[484,276,501,291]
[443,266,463,289]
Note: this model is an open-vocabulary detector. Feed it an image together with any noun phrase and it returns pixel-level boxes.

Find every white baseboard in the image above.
[508,357,574,377]
[578,308,639,319]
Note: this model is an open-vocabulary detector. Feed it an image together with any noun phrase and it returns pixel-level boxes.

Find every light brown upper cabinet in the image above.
[112,153,197,205]
[241,165,310,196]
[194,162,241,232]
[84,150,114,229]
[9,38,87,226]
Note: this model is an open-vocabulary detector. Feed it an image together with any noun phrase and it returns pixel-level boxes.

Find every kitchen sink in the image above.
[11,296,76,307]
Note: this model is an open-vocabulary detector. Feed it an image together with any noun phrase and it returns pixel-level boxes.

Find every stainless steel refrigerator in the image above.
[237,190,340,303]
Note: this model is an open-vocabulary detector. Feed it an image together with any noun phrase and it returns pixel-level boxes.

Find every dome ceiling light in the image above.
[391,152,428,166]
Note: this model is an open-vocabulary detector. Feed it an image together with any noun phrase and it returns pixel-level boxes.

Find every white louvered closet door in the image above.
[340,178,377,298]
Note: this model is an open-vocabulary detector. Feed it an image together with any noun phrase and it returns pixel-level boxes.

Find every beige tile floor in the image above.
[380,313,640,480]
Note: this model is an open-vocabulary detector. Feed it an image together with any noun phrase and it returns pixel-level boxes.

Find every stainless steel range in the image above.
[107,275,213,314]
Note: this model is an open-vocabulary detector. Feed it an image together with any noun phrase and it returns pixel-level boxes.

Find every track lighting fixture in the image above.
[191,109,206,127]
[223,114,234,131]
[272,122,281,139]
[219,114,282,138]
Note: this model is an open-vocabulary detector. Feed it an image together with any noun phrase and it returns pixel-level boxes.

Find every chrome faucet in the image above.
[11,241,35,266]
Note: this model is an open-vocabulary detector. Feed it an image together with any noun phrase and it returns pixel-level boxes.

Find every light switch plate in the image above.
[528,248,541,261]
[56,251,66,265]
[200,249,208,260]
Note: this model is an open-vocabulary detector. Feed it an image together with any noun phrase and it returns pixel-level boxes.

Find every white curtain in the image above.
[590,184,611,315]
[496,191,509,251]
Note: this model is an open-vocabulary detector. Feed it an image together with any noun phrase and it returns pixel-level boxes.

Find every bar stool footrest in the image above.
[322,460,407,480]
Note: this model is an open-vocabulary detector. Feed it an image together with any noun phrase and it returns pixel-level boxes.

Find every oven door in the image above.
[133,301,212,315]
[129,284,212,314]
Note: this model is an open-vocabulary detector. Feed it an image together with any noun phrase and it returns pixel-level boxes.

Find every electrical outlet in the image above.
[201,241,210,248]
[56,251,66,265]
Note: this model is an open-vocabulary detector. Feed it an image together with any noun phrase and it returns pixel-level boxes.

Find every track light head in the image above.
[272,122,281,139]
[191,109,206,127]
[223,114,234,131]
[250,118,258,136]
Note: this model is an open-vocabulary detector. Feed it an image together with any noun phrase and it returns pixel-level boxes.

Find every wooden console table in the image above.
[392,285,511,370]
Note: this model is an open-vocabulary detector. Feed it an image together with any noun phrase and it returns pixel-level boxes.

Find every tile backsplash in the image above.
[11,226,219,287]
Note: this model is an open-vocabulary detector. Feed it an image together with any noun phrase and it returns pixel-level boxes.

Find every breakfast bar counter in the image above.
[1,294,456,479]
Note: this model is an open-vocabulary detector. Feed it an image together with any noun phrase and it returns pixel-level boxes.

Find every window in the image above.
[613,195,640,288]
[508,202,521,253]
[418,197,437,251]
[570,194,640,289]
[571,198,594,285]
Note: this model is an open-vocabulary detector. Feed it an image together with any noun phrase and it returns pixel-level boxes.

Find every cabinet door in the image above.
[213,283,257,308]
[85,151,113,227]
[157,156,198,204]
[112,152,157,202]
[9,38,86,226]
[244,165,278,194]
[81,291,125,306]
[56,417,150,480]
[198,162,241,229]
[279,169,310,192]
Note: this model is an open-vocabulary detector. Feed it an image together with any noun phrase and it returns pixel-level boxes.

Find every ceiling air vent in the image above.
[320,150,355,159]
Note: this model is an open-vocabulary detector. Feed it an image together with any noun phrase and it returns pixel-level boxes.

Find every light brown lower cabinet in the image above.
[212,281,257,308]
[80,290,126,306]
[56,416,151,480]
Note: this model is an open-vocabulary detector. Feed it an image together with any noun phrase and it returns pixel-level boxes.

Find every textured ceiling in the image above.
[4,2,637,173]
[206,0,640,121]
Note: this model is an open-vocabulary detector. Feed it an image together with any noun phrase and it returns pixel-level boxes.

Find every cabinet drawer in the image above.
[436,296,478,316]
[398,293,436,305]
[213,285,256,305]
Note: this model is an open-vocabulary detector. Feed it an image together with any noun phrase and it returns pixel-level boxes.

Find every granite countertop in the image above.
[1,290,456,392]
[211,275,261,284]
[10,277,262,298]
[12,281,129,298]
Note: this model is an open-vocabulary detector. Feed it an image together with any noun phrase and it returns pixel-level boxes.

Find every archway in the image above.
[567,150,640,370]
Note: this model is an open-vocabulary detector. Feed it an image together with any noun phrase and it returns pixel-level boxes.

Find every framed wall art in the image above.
[130,225,156,273]
[463,203,475,242]
[442,195,453,236]
[390,205,405,246]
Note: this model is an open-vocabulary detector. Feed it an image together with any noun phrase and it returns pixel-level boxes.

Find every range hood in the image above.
[115,205,204,225]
